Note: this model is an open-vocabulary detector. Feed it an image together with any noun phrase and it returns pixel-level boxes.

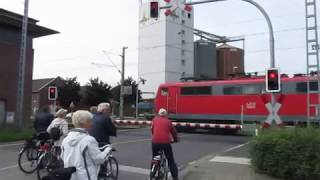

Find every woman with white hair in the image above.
[151,108,179,180]
[47,108,69,147]
[61,110,112,180]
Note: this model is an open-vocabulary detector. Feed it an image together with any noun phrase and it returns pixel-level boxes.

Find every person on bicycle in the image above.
[61,110,112,180]
[151,108,179,180]
[47,108,69,149]
[89,103,117,147]
[34,106,54,133]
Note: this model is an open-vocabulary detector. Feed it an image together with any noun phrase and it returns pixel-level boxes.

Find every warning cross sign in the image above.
[163,0,192,16]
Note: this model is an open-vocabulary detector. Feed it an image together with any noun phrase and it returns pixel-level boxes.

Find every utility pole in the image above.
[16,0,29,130]
[120,47,128,120]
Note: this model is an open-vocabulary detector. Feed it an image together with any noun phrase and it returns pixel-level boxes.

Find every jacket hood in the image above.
[66,130,88,147]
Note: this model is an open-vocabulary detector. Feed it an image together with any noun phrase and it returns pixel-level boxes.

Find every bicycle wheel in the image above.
[106,156,119,180]
[36,153,53,180]
[18,146,39,174]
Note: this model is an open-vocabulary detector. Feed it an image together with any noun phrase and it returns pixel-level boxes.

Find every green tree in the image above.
[111,77,141,106]
[83,77,112,106]
[58,77,81,108]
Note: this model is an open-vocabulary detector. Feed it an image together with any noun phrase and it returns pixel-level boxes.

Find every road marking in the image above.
[113,134,193,146]
[0,164,19,171]
[209,156,250,165]
[0,142,24,148]
[223,142,249,153]
[119,165,149,175]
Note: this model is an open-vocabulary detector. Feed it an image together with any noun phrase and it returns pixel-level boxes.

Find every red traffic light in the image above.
[150,2,159,18]
[269,72,277,79]
[48,86,58,100]
[266,68,280,92]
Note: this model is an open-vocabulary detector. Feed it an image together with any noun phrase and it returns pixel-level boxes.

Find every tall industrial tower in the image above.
[138,0,194,98]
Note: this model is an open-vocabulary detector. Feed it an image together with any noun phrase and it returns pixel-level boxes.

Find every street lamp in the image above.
[136,77,146,120]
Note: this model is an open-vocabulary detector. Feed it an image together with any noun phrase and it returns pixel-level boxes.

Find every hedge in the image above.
[249,128,320,180]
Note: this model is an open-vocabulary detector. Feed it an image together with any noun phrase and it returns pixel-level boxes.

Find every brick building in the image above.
[0,9,58,127]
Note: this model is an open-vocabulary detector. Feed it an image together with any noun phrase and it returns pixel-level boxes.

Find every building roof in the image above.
[32,78,56,92]
[0,8,59,38]
[217,43,241,50]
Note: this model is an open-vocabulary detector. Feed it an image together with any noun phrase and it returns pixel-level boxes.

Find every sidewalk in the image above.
[181,144,281,180]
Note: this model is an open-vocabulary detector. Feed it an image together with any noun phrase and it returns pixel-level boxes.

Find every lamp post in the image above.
[135,77,146,120]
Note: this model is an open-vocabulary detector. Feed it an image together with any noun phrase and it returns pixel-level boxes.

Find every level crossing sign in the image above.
[261,94,285,128]
[163,0,192,16]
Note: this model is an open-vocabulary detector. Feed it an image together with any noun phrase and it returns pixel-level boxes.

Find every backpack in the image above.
[50,126,62,141]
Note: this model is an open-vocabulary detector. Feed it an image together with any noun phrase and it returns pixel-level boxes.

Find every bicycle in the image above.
[149,150,169,180]
[36,139,63,180]
[18,132,49,174]
[98,144,119,180]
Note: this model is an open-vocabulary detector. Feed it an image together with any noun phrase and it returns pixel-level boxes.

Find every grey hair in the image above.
[97,102,110,112]
[72,110,93,128]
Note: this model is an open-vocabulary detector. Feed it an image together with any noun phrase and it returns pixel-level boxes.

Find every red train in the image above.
[154,76,318,129]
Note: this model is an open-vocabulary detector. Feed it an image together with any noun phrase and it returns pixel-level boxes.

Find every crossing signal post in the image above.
[48,86,58,113]
[266,68,280,93]
[150,1,159,18]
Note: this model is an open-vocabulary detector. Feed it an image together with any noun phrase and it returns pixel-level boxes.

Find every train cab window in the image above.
[296,82,318,93]
[161,88,168,96]
[223,86,242,95]
[181,86,212,95]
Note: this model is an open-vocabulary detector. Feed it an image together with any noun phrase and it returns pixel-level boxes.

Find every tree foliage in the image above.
[58,77,81,108]
[111,77,141,106]
[82,77,112,106]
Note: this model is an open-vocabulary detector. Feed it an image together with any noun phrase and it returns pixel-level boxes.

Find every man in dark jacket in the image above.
[33,106,54,133]
[90,102,117,146]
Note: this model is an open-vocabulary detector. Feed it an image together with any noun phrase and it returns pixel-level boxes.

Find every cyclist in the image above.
[61,110,112,180]
[34,106,54,133]
[90,103,117,146]
[47,108,69,153]
[151,108,179,180]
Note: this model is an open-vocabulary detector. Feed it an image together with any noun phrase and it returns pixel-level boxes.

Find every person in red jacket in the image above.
[151,108,179,180]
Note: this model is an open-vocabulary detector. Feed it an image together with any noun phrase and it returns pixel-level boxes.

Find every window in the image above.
[181,59,185,65]
[296,82,318,93]
[223,86,242,95]
[181,39,185,44]
[243,85,261,94]
[161,88,168,96]
[181,86,212,95]
[188,13,191,19]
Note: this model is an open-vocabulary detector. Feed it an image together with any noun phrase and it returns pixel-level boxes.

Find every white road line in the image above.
[209,156,251,165]
[0,142,24,148]
[119,165,149,175]
[0,164,19,171]
[223,142,249,153]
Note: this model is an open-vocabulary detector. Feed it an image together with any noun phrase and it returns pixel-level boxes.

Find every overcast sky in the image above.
[0,0,315,85]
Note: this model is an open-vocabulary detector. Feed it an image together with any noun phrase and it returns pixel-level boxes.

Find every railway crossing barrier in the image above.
[114,120,242,129]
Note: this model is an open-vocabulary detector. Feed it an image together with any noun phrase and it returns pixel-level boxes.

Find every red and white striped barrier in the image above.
[114,120,242,129]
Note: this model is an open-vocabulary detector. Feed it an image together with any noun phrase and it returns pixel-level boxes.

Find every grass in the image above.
[0,128,34,142]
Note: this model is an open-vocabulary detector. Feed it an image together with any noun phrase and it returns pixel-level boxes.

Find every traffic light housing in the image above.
[266,68,281,92]
[48,86,58,100]
[150,1,159,18]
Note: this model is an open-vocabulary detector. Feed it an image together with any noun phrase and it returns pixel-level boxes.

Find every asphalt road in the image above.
[0,128,249,180]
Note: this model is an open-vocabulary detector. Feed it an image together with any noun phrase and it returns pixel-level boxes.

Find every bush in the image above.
[249,128,320,180]
[0,128,34,142]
